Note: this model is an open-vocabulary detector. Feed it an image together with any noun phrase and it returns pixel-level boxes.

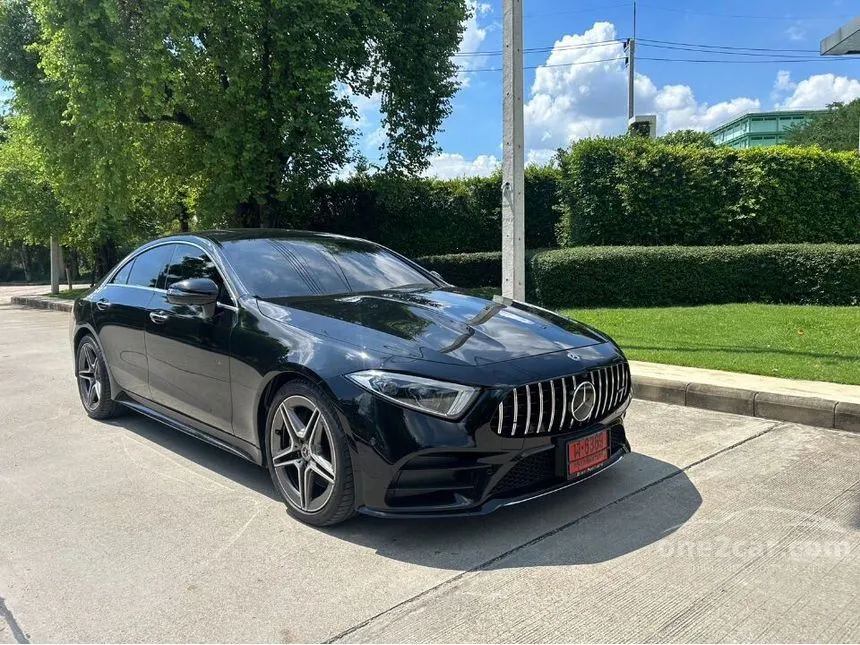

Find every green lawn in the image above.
[45,287,89,300]
[560,304,860,386]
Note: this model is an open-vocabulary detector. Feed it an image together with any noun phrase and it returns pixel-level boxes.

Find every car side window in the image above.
[127,245,175,289]
[165,245,234,306]
[111,259,135,285]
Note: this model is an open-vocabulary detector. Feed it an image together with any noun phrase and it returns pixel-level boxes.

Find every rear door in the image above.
[93,244,174,398]
[144,243,235,433]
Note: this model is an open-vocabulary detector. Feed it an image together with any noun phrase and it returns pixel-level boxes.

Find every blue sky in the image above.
[354,0,860,177]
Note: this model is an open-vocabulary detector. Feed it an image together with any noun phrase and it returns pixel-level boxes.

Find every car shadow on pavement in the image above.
[327,453,702,569]
[103,413,281,502]
[107,412,702,570]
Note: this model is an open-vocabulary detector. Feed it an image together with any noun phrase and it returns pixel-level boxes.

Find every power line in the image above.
[638,42,834,59]
[453,39,621,58]
[637,38,819,54]
[636,3,854,21]
[457,57,625,74]
[457,54,859,74]
[638,55,859,64]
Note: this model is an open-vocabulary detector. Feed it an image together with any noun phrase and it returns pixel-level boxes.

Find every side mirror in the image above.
[167,278,219,317]
[430,270,444,282]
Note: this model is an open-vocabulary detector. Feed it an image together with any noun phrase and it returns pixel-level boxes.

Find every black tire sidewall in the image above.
[264,380,356,526]
[76,336,121,419]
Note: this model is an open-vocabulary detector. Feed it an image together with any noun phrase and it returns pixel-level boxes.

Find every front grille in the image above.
[491,362,631,437]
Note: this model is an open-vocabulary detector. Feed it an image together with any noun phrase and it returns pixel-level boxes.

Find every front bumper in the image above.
[328,374,632,518]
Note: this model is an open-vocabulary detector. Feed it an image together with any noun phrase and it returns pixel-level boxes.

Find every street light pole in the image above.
[502,0,525,300]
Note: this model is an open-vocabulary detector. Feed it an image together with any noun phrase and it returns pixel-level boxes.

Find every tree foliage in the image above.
[658,129,716,148]
[1,0,467,235]
[784,100,860,151]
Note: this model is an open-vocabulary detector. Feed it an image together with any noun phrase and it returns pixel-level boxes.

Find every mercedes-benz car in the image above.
[71,230,632,526]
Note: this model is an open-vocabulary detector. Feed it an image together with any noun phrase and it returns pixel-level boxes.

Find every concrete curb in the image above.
[633,375,857,434]
[10,295,73,312]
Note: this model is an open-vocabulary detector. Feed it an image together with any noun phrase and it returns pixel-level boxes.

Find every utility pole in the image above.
[502,0,525,300]
[627,1,637,121]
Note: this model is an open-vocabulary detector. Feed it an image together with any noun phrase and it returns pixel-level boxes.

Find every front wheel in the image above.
[264,381,357,526]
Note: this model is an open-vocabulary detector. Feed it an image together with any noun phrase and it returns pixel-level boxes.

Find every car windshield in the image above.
[220,237,436,299]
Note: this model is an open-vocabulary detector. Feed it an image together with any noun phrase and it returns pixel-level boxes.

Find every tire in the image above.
[75,335,125,420]
[264,380,357,527]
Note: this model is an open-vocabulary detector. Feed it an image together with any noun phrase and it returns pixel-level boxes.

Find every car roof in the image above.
[183,229,366,245]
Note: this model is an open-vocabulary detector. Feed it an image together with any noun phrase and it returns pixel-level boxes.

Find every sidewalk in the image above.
[630,360,859,433]
[2,284,88,310]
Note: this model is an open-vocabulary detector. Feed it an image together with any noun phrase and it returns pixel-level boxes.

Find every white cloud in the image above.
[523,21,760,147]
[424,153,499,179]
[455,1,493,86]
[527,149,557,166]
[785,24,807,41]
[774,72,860,109]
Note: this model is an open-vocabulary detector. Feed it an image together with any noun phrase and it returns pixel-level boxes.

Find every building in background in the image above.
[709,110,824,148]
[821,16,860,56]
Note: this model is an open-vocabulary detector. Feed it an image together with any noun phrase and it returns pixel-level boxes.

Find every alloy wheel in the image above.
[77,343,102,410]
[270,395,337,513]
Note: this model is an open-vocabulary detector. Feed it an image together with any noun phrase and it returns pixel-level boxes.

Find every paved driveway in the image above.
[0,306,857,643]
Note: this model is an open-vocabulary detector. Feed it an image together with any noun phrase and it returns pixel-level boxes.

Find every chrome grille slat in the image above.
[609,365,617,411]
[511,388,518,436]
[497,402,504,434]
[559,376,568,431]
[547,379,556,433]
[524,384,532,434]
[536,382,545,433]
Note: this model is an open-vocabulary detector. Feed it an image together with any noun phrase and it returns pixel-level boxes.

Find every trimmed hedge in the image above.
[419,244,860,308]
[556,138,860,247]
[418,251,502,287]
[305,167,561,257]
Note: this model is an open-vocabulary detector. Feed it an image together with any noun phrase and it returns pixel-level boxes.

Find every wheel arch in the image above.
[254,365,339,456]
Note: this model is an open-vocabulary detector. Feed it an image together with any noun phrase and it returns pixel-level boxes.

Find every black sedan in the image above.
[71,230,631,526]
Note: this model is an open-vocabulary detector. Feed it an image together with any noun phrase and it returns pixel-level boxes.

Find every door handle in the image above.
[149,311,170,325]
[96,298,111,311]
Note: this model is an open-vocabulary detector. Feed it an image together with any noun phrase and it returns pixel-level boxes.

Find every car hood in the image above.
[258,288,609,367]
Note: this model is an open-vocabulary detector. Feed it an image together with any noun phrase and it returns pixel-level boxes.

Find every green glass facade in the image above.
[709,110,824,148]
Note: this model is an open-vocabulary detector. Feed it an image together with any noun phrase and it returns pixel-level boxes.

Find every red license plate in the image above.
[567,430,609,478]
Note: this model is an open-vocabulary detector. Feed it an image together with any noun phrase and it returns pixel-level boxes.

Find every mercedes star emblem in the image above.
[571,381,597,422]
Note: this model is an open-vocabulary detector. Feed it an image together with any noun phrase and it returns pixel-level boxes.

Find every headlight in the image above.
[346,370,478,419]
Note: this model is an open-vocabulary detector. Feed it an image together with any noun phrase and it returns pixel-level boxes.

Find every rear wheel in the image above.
[76,335,125,419]
[265,381,357,526]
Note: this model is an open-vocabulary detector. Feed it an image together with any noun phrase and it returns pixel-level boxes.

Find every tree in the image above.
[784,100,860,151]
[658,129,716,148]
[4,0,467,229]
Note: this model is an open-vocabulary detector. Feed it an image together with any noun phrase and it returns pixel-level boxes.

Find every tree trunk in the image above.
[19,243,30,282]
[178,202,190,232]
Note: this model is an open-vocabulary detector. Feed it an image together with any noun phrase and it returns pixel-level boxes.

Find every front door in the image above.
[144,243,235,433]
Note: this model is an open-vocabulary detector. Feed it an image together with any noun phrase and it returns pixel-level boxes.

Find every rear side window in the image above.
[111,259,134,285]
[127,245,174,289]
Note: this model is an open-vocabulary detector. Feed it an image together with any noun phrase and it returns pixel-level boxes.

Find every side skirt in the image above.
[118,393,263,465]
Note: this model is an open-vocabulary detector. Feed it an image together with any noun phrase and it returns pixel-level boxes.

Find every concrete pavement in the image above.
[0,306,857,643]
